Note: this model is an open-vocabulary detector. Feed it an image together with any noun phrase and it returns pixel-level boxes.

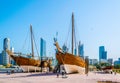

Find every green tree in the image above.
[94,63,101,70]
[114,64,120,69]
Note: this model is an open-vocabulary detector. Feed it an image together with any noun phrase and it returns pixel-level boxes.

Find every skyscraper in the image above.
[78,41,84,58]
[108,58,113,65]
[40,38,46,58]
[10,47,16,65]
[62,44,68,53]
[3,38,10,50]
[114,58,120,65]
[103,51,107,60]
[99,46,107,62]
[89,59,98,65]
[1,38,10,65]
[2,50,9,65]
[0,53,2,64]
[74,48,77,55]
[11,47,14,53]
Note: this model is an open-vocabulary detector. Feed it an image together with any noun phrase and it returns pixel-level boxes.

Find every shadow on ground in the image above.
[27,72,56,77]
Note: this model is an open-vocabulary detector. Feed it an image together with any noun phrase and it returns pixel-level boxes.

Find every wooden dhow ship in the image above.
[7,25,40,67]
[7,25,53,72]
[54,13,86,74]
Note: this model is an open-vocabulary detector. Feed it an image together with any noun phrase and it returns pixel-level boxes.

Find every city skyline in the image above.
[0,0,120,61]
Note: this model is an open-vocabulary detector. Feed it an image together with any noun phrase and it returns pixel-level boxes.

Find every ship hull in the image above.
[61,64,85,74]
[20,66,41,72]
[10,55,40,66]
[56,52,86,74]
[10,55,53,72]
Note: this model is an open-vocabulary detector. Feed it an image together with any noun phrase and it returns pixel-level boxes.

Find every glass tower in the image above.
[40,38,46,58]
[2,38,10,65]
[3,38,10,50]
[0,53,2,64]
[2,51,9,65]
[78,41,84,58]
[99,46,107,62]
[62,44,68,53]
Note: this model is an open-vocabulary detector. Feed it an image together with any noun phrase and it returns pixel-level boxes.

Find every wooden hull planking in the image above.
[60,64,85,74]
[10,55,40,66]
[20,66,41,72]
[56,52,86,74]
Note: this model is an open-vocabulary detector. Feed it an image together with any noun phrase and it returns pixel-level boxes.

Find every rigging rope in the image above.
[63,14,81,55]
[74,18,81,48]
[21,26,40,60]
[64,18,71,46]
[21,28,30,53]
[64,17,72,52]
[32,29,40,60]
[74,19,77,55]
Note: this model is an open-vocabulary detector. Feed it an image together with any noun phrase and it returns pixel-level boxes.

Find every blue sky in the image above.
[0,0,120,61]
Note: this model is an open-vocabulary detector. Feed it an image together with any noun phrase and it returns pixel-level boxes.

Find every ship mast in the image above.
[72,13,74,54]
[30,24,34,57]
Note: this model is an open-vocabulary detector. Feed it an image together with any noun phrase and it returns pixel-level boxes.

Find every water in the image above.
[98,81,120,83]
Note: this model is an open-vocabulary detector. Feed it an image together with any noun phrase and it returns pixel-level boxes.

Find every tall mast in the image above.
[30,24,34,57]
[72,13,74,54]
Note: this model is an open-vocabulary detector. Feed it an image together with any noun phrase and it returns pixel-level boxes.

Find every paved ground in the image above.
[0,72,120,83]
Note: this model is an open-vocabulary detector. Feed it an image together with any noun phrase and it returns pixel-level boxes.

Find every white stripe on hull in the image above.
[61,64,85,74]
[20,66,41,72]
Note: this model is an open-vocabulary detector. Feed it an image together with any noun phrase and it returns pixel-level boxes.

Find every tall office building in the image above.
[1,38,10,65]
[103,51,107,59]
[107,58,113,65]
[99,46,107,62]
[78,41,84,58]
[0,53,2,64]
[3,38,10,50]
[62,44,68,53]
[40,38,46,58]
[114,58,120,65]
[99,46,104,61]
[74,48,77,55]
[11,47,14,53]
[89,59,98,65]
[2,50,9,65]
[10,47,16,65]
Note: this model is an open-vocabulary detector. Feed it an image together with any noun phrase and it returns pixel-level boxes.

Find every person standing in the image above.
[57,72,59,78]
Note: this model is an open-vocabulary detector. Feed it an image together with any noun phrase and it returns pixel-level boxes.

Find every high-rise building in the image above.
[74,48,77,55]
[11,47,14,53]
[40,38,46,58]
[99,46,107,62]
[10,47,16,65]
[89,59,98,65]
[0,53,2,64]
[2,50,9,65]
[3,38,10,50]
[62,44,68,53]
[78,41,84,58]
[103,51,107,60]
[114,58,120,65]
[1,38,11,65]
[107,58,113,65]
[99,46,104,61]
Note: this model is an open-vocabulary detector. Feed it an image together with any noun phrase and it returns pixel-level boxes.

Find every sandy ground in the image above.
[0,72,120,83]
